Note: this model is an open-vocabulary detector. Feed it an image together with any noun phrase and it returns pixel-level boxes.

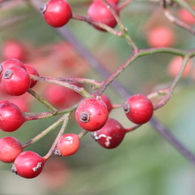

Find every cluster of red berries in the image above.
[0,59,38,96]
[2,0,183,180]
[75,94,153,149]
[41,0,120,31]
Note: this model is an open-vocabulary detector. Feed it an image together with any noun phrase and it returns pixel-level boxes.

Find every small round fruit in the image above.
[12,151,45,179]
[75,98,109,131]
[168,56,192,78]
[0,101,26,132]
[92,118,126,149]
[42,0,72,28]
[24,64,39,88]
[124,94,153,124]
[147,26,175,48]
[54,134,80,156]
[0,59,25,78]
[1,66,30,96]
[88,0,119,31]
[0,137,23,163]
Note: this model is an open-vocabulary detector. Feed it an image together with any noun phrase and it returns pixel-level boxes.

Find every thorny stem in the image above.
[43,113,70,160]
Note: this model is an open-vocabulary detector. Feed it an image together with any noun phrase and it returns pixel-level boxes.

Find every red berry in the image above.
[12,151,45,179]
[147,26,175,48]
[0,101,26,132]
[54,134,80,156]
[124,94,153,124]
[0,137,23,163]
[24,64,39,88]
[88,0,119,31]
[0,59,26,78]
[75,98,109,131]
[42,0,72,28]
[92,118,126,149]
[2,40,27,61]
[1,66,30,96]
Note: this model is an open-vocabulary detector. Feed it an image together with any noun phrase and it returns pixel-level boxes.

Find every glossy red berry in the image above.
[0,137,23,163]
[75,98,109,131]
[54,134,80,156]
[2,40,27,61]
[88,0,119,31]
[92,118,126,149]
[0,59,26,78]
[42,0,72,28]
[0,101,26,132]
[124,94,153,124]
[1,66,30,96]
[24,64,39,88]
[12,151,45,179]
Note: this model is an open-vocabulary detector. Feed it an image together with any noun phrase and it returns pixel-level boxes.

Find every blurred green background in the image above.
[0,0,195,195]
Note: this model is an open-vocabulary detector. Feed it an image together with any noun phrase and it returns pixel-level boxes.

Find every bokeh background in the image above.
[0,0,195,194]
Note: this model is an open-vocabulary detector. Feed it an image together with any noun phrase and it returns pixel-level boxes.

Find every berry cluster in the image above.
[0,0,194,182]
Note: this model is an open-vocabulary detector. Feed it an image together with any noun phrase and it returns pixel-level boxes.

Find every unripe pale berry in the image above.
[54,134,80,156]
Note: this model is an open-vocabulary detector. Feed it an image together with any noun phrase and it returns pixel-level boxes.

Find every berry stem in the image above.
[51,77,102,90]
[22,114,68,148]
[43,113,70,160]
[78,130,88,139]
[30,74,91,98]
[164,9,195,35]
[24,105,77,120]
[28,88,58,113]
[72,13,123,36]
